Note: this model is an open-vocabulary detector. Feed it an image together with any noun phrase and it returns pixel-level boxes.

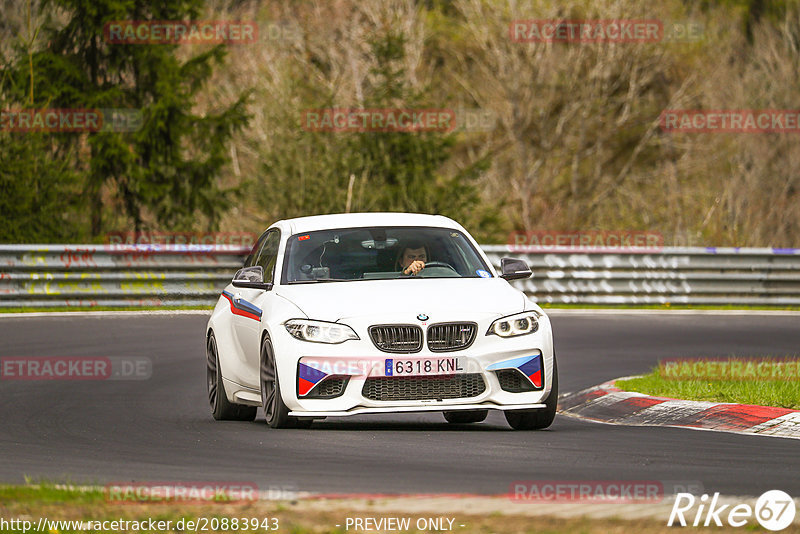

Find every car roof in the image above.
[275,213,464,235]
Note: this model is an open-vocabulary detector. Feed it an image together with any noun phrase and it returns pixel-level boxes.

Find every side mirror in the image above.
[232,266,272,290]
[500,258,532,280]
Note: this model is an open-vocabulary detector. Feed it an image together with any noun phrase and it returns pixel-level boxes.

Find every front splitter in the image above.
[289,402,546,417]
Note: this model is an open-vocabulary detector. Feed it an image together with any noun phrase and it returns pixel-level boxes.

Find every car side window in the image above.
[254,230,280,284]
[244,231,269,267]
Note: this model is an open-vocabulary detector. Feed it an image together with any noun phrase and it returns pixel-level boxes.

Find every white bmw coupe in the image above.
[206,213,557,430]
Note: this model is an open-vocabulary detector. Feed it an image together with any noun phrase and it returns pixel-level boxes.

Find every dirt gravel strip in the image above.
[14,485,799,529]
[558,377,800,439]
[290,494,800,527]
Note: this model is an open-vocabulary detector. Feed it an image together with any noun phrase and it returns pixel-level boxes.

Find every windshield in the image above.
[282,226,492,283]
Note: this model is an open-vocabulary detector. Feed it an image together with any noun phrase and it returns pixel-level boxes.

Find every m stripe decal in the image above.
[221,290,262,321]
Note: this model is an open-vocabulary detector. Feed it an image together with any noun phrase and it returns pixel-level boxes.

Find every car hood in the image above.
[275,278,526,322]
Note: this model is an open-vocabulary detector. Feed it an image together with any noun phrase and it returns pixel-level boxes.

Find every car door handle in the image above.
[233,292,242,302]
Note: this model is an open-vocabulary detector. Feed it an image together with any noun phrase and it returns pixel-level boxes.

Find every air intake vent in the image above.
[361,374,486,401]
[496,369,536,392]
[306,376,348,399]
[427,323,477,352]
[368,325,423,353]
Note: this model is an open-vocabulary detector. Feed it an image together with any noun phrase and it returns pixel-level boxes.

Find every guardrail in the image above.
[483,245,800,306]
[0,244,245,308]
[1,244,800,308]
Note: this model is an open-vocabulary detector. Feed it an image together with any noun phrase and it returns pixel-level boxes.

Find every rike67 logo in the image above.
[669,490,796,531]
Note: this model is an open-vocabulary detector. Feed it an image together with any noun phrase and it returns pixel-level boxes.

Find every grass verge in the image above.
[4,484,792,534]
[617,370,800,409]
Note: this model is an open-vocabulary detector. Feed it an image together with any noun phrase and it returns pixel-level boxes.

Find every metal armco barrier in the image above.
[2,244,800,308]
[483,245,800,305]
[0,244,247,308]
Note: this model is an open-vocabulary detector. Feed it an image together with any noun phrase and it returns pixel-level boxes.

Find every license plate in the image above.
[383,357,466,377]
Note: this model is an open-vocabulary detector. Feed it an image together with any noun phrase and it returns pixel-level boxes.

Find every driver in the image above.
[396,240,429,276]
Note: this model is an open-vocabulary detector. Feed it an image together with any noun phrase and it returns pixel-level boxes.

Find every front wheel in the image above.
[207,333,256,421]
[260,334,311,429]
[505,353,558,430]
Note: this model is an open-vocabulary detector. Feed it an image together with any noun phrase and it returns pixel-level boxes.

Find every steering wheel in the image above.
[422,261,456,271]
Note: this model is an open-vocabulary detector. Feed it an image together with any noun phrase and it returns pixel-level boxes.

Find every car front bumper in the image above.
[274,313,556,415]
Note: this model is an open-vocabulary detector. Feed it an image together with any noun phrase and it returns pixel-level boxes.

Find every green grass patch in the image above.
[617,369,800,409]
[0,482,105,504]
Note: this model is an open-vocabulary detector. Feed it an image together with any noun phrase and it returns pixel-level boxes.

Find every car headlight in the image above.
[487,311,540,337]
[284,319,359,344]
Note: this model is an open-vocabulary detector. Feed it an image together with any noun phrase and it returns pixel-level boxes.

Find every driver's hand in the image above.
[404,260,425,276]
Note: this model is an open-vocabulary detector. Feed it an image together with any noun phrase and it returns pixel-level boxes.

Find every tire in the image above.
[504,353,558,430]
[207,332,257,421]
[260,334,309,429]
[443,410,488,424]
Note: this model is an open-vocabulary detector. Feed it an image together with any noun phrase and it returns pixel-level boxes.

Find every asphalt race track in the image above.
[1,312,798,496]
